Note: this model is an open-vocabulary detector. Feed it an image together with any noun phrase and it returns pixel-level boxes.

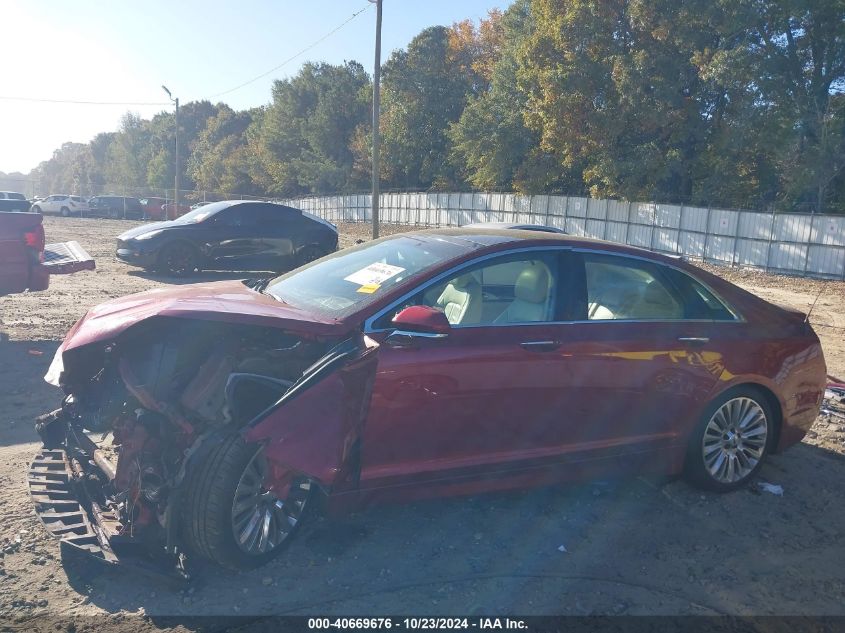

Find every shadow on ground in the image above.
[53,439,845,620]
[0,339,61,447]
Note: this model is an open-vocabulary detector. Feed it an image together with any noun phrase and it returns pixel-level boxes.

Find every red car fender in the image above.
[243,336,379,493]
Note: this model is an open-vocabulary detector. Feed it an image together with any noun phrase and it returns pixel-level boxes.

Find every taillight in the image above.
[24,224,46,261]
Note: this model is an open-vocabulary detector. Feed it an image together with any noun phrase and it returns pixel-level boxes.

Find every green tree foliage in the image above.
[21,0,845,213]
[449,1,572,192]
[250,61,371,195]
[380,26,475,189]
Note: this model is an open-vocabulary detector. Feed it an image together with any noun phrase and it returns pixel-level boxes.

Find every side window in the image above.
[375,252,559,328]
[665,269,738,321]
[584,253,683,320]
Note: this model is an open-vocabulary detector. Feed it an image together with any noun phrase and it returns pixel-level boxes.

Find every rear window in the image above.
[5,192,26,200]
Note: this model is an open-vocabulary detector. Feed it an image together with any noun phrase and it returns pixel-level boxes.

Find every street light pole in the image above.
[162,85,180,216]
[369,0,382,239]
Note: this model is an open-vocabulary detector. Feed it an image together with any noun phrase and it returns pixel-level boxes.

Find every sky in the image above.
[1,0,506,175]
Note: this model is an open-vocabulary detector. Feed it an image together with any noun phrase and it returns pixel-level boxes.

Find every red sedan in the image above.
[31,229,826,575]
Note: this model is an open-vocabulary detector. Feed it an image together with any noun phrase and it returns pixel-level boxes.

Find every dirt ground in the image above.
[1,216,844,629]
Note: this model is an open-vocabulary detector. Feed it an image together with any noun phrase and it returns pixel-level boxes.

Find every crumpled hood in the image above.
[59,280,349,354]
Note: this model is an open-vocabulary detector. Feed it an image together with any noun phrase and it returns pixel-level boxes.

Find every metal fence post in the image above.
[677,204,685,254]
[764,208,776,273]
[802,213,817,276]
[731,210,742,268]
[624,200,633,245]
[702,206,712,263]
[544,194,551,228]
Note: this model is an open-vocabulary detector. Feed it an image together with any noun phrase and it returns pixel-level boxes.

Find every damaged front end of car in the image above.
[30,310,378,581]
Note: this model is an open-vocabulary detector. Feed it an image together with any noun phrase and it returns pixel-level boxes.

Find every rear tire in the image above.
[684,387,773,492]
[31,205,42,214]
[60,207,70,217]
[181,434,312,571]
[156,242,198,276]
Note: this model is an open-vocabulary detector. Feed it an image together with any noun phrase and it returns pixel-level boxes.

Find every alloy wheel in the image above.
[230,448,310,556]
[702,397,768,484]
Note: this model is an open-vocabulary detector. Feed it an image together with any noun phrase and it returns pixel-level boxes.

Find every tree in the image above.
[380,26,474,189]
[449,1,571,192]
[251,61,371,195]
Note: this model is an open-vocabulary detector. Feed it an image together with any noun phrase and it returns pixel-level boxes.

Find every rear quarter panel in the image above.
[0,212,41,295]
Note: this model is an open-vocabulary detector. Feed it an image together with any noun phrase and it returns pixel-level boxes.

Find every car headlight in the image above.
[134,230,164,240]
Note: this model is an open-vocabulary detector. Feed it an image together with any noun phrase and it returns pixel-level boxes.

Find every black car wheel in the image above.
[108,208,120,219]
[156,242,198,276]
[60,207,70,217]
[684,387,774,492]
[31,205,41,214]
[182,434,312,570]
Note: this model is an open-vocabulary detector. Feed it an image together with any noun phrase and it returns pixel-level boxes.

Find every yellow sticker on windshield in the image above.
[356,283,380,294]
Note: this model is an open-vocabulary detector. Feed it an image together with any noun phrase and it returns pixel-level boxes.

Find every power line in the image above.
[205,4,372,99]
[0,95,169,106]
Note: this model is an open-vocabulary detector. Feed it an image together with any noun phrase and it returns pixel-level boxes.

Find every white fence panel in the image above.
[709,209,739,236]
[806,245,845,276]
[284,192,844,279]
[706,235,735,263]
[681,206,708,233]
[605,221,628,243]
[735,239,770,268]
[627,224,652,248]
[770,243,809,272]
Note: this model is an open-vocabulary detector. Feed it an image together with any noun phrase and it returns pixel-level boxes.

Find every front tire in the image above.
[181,435,312,570]
[60,207,70,217]
[684,388,773,492]
[156,242,198,276]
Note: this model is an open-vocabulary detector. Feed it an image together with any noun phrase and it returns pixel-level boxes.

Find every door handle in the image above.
[520,340,560,352]
[678,337,709,346]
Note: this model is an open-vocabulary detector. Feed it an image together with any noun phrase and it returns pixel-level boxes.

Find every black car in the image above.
[89,196,144,219]
[116,200,339,275]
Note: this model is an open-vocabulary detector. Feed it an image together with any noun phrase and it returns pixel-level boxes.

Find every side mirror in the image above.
[391,305,451,336]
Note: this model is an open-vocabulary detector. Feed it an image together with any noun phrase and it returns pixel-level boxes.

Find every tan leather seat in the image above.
[436,274,482,324]
[629,281,682,319]
[494,263,551,323]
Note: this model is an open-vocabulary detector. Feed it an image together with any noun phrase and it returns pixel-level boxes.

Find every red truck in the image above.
[0,211,95,296]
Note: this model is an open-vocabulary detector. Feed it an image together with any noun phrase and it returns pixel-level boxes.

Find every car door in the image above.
[254,206,300,269]
[41,196,59,214]
[548,250,724,464]
[359,248,584,492]
[206,204,269,270]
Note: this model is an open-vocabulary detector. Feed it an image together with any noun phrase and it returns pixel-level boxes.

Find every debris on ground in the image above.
[758,482,784,496]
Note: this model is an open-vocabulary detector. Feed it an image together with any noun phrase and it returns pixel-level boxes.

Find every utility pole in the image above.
[369,0,382,239]
[162,85,180,216]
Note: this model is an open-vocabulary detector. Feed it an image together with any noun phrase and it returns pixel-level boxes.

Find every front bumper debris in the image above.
[28,420,190,584]
[28,448,119,561]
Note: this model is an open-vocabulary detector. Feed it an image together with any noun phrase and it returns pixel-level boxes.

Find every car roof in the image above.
[402,227,684,264]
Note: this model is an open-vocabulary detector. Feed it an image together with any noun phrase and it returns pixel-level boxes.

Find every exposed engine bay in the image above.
[30,316,355,579]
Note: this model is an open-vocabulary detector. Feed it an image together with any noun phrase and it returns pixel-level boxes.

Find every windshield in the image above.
[169,200,230,224]
[264,234,472,319]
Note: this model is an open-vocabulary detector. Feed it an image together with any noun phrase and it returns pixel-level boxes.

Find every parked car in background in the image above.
[190,201,211,210]
[116,200,338,275]
[463,221,566,233]
[161,201,192,219]
[33,227,826,573]
[139,197,168,220]
[88,195,144,219]
[31,195,88,217]
[0,211,95,296]
[0,191,32,213]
